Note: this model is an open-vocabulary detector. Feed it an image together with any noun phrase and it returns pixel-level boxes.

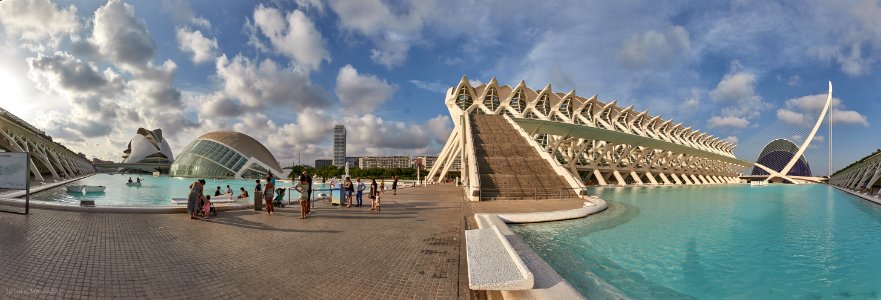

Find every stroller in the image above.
[272,188,286,208]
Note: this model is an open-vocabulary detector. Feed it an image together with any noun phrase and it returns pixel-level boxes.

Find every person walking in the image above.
[356,178,365,207]
[392,176,398,195]
[187,179,204,220]
[263,174,275,215]
[343,177,353,208]
[380,178,386,193]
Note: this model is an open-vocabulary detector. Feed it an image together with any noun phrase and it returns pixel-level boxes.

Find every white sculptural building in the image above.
[122,128,174,164]
[426,76,755,199]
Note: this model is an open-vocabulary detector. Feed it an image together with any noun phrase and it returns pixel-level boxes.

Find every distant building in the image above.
[91,158,114,164]
[333,125,346,167]
[315,159,333,168]
[345,157,360,168]
[415,156,438,169]
[359,156,412,169]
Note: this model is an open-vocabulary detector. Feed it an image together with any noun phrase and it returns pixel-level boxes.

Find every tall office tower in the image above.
[333,125,346,168]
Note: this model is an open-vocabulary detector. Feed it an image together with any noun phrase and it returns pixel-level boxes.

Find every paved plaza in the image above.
[0,185,470,299]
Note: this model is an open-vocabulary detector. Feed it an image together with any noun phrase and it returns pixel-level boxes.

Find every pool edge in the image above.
[472,197,608,300]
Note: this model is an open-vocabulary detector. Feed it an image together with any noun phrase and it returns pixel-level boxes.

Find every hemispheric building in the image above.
[169,131,283,179]
[122,128,174,164]
[751,139,812,176]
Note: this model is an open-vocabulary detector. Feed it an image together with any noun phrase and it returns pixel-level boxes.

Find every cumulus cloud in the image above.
[215,54,331,111]
[252,5,330,71]
[335,65,397,114]
[426,115,452,144]
[778,93,869,127]
[708,116,748,129]
[91,0,156,70]
[27,51,125,96]
[723,135,739,144]
[619,26,690,69]
[0,0,79,49]
[344,114,432,152]
[176,27,218,64]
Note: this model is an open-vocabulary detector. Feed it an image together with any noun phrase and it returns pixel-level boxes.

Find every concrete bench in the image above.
[465,225,534,290]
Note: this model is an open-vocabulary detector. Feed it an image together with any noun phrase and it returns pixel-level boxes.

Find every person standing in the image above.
[380,178,386,193]
[392,176,398,195]
[187,179,204,220]
[264,174,275,215]
[300,170,313,214]
[356,178,365,207]
[343,177,353,208]
[295,179,310,219]
[254,179,263,211]
[370,178,382,212]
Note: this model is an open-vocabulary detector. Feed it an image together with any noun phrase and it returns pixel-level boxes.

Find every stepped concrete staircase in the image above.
[471,114,579,200]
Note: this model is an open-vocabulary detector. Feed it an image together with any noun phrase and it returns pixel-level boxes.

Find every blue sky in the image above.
[1,0,879,174]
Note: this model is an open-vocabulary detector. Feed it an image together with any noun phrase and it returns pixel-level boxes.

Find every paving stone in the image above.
[0,185,466,299]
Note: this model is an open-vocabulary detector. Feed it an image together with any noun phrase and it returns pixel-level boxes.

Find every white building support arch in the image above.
[427,76,749,187]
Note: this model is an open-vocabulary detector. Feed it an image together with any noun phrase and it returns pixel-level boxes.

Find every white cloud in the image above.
[710,71,756,103]
[776,109,807,125]
[778,93,868,127]
[426,115,452,144]
[831,109,869,126]
[409,80,447,93]
[252,5,330,71]
[0,0,79,49]
[723,135,739,144]
[176,27,218,64]
[27,51,125,97]
[619,26,690,69]
[334,65,397,114]
[708,116,748,129]
[91,0,156,70]
[215,54,330,111]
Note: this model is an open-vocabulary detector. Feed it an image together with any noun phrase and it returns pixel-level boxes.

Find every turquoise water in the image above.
[511,185,881,299]
[32,173,340,206]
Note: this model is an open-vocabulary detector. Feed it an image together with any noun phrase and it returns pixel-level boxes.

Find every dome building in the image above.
[751,139,812,177]
[122,128,174,164]
[169,131,282,179]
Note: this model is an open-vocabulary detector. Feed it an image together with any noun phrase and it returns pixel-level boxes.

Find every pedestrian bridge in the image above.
[0,108,95,182]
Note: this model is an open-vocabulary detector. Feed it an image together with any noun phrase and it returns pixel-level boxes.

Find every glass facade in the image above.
[170,139,268,178]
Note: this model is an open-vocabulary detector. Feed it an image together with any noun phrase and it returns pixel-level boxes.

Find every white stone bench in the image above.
[465,225,534,290]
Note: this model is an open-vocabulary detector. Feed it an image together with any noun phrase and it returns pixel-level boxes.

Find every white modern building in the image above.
[427,76,755,196]
[170,131,283,179]
[122,128,174,164]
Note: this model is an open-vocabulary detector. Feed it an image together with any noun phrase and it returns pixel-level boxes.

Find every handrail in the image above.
[463,113,481,200]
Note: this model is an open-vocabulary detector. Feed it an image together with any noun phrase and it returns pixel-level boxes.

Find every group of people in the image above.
[337,175,397,212]
[186,179,214,220]
[127,177,142,184]
[186,170,402,220]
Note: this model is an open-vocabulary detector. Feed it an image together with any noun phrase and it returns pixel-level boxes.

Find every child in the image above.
[295,180,309,219]
[201,195,213,219]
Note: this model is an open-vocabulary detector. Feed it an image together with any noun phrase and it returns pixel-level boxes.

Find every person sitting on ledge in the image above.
[214,186,222,196]
[237,187,249,199]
